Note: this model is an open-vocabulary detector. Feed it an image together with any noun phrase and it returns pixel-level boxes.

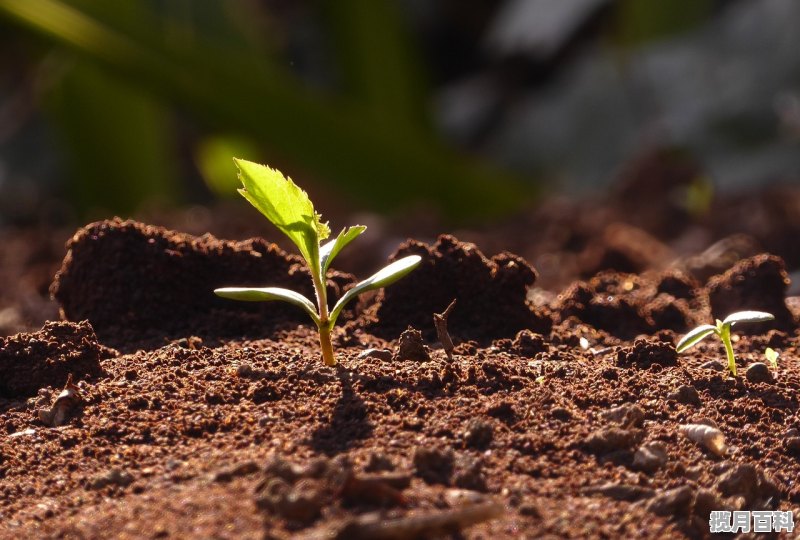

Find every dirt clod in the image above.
[714,463,782,507]
[51,219,355,347]
[632,441,668,473]
[413,446,455,485]
[600,403,645,428]
[668,385,702,406]
[88,469,134,490]
[393,327,430,361]
[512,329,547,357]
[583,427,644,454]
[0,320,105,398]
[706,254,795,331]
[645,485,694,517]
[463,418,494,449]
[365,235,551,342]
[617,339,677,368]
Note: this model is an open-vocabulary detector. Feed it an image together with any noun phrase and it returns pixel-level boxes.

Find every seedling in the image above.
[675,311,775,376]
[215,159,421,366]
[765,347,779,370]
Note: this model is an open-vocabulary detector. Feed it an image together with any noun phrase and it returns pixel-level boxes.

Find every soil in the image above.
[3,187,800,539]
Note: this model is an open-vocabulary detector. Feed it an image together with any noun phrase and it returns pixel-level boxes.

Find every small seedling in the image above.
[765,347,779,370]
[215,159,421,366]
[675,311,775,376]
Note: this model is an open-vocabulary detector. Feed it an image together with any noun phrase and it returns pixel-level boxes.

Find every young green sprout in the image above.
[675,311,775,376]
[765,347,779,370]
[214,159,422,366]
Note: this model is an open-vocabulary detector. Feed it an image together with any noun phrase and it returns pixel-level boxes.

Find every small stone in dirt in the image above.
[211,461,259,483]
[512,329,547,357]
[645,485,694,517]
[667,385,702,406]
[745,362,774,384]
[617,339,677,368]
[632,441,668,473]
[583,427,644,454]
[394,327,431,362]
[600,403,645,428]
[551,407,573,422]
[583,483,655,502]
[413,447,455,485]
[88,469,134,490]
[357,348,393,362]
[463,418,494,449]
[700,360,725,371]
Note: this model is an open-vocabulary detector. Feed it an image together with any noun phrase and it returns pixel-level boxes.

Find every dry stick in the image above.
[331,502,506,540]
[433,298,457,360]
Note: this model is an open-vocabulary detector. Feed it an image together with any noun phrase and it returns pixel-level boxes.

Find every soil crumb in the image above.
[706,254,795,331]
[0,320,105,398]
[51,219,355,348]
[363,234,551,342]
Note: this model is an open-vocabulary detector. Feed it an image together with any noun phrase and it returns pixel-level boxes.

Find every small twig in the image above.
[328,502,505,540]
[433,299,457,361]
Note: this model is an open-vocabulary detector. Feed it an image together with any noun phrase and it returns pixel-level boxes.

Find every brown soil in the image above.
[2,209,800,539]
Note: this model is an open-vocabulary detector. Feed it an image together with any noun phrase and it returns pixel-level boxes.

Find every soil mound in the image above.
[706,254,795,331]
[553,271,696,340]
[362,235,551,342]
[51,219,355,347]
[0,320,105,398]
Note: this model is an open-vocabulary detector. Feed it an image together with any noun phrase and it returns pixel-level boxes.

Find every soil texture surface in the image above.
[2,212,800,539]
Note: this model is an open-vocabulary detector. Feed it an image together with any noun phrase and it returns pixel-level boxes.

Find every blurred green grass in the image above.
[0,0,532,221]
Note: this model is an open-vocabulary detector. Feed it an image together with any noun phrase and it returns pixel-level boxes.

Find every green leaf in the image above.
[320,225,366,275]
[214,286,320,326]
[676,324,718,353]
[721,311,775,327]
[765,347,779,369]
[329,255,421,326]
[234,159,330,273]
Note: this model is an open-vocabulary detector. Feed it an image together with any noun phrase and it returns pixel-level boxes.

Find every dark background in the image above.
[1,0,799,227]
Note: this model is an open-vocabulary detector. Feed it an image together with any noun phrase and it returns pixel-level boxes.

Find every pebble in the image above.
[357,348,394,361]
[745,362,774,384]
[551,407,573,422]
[667,385,701,406]
[632,441,668,473]
[88,469,133,490]
[583,427,643,454]
[700,360,725,371]
[600,404,645,428]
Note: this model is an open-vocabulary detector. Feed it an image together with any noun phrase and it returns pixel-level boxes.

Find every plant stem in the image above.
[720,325,736,376]
[312,273,336,366]
[318,323,336,367]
